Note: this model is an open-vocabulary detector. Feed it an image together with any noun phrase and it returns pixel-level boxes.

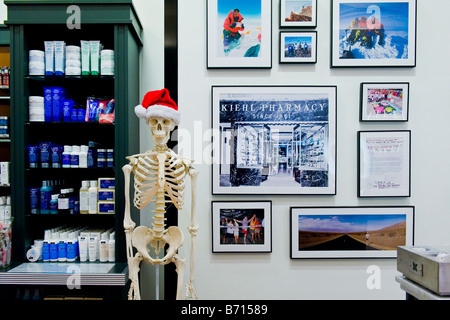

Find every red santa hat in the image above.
[134,88,180,125]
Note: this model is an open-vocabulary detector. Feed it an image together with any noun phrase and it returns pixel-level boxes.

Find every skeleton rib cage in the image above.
[130,151,188,211]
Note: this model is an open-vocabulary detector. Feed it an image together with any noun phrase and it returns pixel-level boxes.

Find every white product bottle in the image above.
[58,231,67,262]
[0,196,5,221]
[4,196,11,221]
[88,180,98,214]
[108,232,115,262]
[79,180,89,214]
[79,145,88,168]
[99,233,108,262]
[71,145,80,168]
[62,145,72,168]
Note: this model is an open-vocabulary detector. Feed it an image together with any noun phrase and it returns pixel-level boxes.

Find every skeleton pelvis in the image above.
[131,226,184,265]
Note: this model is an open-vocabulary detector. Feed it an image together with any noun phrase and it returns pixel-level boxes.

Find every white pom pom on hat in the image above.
[134,88,180,125]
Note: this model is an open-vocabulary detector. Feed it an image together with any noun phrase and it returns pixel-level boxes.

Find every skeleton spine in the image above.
[152,191,165,239]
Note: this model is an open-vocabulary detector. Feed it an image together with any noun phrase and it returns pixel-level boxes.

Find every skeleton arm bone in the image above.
[186,165,199,299]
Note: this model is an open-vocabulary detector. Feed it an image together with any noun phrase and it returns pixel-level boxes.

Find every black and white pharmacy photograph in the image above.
[212,86,337,195]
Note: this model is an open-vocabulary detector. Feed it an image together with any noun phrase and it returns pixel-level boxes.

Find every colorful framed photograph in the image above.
[212,201,272,253]
[360,82,409,122]
[206,0,272,69]
[290,206,415,259]
[280,31,317,64]
[331,0,417,68]
[212,85,337,195]
[280,0,317,28]
[358,130,411,198]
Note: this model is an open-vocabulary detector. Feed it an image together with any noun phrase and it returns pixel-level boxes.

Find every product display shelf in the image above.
[3,0,142,300]
[0,26,10,199]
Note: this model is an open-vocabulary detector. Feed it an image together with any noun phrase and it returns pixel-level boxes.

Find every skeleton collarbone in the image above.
[130,149,188,210]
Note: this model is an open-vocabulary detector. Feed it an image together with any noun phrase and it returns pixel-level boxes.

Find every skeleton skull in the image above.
[148,117,176,145]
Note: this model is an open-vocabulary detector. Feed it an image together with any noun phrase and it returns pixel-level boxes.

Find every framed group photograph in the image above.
[360,82,409,122]
[280,0,317,28]
[280,31,317,64]
[212,201,272,253]
[211,85,337,195]
[290,206,415,259]
[331,0,417,68]
[206,0,272,69]
[358,130,411,198]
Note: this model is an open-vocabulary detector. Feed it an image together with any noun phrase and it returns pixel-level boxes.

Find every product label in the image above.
[58,241,67,259]
[71,154,79,166]
[58,198,69,210]
[50,242,58,260]
[62,154,71,166]
[42,241,50,261]
[67,242,77,260]
[98,190,114,201]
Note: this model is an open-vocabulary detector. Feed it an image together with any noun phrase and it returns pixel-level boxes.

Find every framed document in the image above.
[358,130,411,197]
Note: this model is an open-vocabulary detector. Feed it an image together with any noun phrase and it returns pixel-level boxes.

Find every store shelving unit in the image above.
[0,0,142,300]
[0,25,10,195]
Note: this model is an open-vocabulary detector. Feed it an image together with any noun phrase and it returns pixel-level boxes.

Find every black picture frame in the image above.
[330,0,417,68]
[206,0,273,69]
[360,82,410,122]
[290,206,415,259]
[279,31,318,64]
[279,0,318,28]
[212,201,272,253]
[211,85,337,195]
[358,130,411,198]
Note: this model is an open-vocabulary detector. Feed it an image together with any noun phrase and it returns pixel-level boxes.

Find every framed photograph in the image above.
[280,0,317,28]
[280,31,317,64]
[331,0,417,68]
[212,201,272,253]
[212,85,337,195]
[206,0,272,69]
[290,206,415,259]
[358,130,411,197]
[360,82,409,122]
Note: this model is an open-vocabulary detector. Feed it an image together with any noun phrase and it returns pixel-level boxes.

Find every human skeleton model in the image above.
[123,89,198,300]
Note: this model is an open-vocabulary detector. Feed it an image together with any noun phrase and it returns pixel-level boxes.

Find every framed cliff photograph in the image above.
[290,206,414,259]
[360,82,409,122]
[331,0,417,68]
[211,85,337,195]
[212,201,272,253]
[280,31,317,64]
[280,0,317,28]
[206,0,272,69]
[358,130,411,198]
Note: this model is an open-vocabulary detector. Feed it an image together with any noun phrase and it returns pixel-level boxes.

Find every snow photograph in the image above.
[331,0,416,67]
[207,0,272,68]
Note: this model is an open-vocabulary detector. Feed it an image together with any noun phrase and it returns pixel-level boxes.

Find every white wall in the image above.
[175,0,450,300]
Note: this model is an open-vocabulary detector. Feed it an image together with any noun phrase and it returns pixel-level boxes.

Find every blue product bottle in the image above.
[58,239,67,262]
[71,105,78,122]
[50,194,58,214]
[78,107,86,122]
[42,240,50,262]
[52,87,62,121]
[39,180,51,214]
[39,141,52,168]
[62,99,73,122]
[49,238,58,262]
[87,148,95,168]
[29,187,40,214]
[44,87,53,122]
